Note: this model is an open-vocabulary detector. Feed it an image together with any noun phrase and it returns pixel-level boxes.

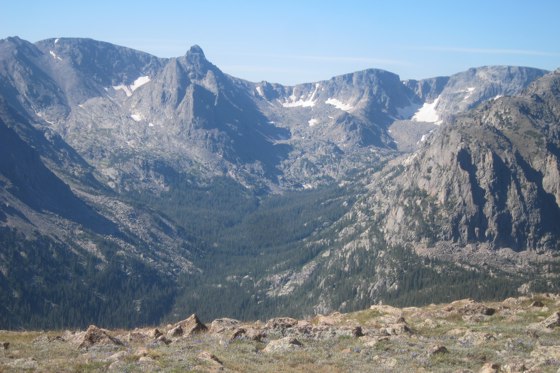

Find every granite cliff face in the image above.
[404,66,547,124]
[377,70,560,251]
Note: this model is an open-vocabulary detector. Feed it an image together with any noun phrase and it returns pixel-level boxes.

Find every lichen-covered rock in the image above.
[210,318,241,334]
[167,325,183,338]
[479,362,500,373]
[173,313,208,336]
[458,331,496,346]
[78,325,123,349]
[198,351,223,365]
[265,317,298,331]
[6,358,38,370]
[540,311,560,329]
[263,337,303,353]
[429,345,449,356]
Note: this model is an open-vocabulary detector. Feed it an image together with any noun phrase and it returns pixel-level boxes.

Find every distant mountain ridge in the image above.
[0,36,557,328]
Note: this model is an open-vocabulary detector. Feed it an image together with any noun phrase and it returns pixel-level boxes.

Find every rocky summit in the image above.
[1,294,560,372]
[0,36,559,329]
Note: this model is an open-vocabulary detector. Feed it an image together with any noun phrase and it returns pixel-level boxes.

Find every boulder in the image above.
[479,362,500,373]
[529,345,560,368]
[126,331,148,343]
[265,317,298,330]
[502,362,527,373]
[6,358,38,370]
[173,314,208,336]
[314,313,344,326]
[540,311,560,329]
[135,347,150,358]
[369,304,403,316]
[263,337,303,353]
[197,351,224,371]
[78,325,124,349]
[108,360,127,372]
[458,331,496,346]
[167,325,183,338]
[352,326,364,337]
[151,328,163,338]
[138,356,155,363]
[198,351,223,365]
[530,300,545,307]
[429,345,449,356]
[224,328,266,342]
[228,328,246,341]
[382,322,412,336]
[364,336,390,347]
[210,318,240,333]
[447,299,496,316]
[155,335,172,345]
[245,328,266,342]
[106,350,128,362]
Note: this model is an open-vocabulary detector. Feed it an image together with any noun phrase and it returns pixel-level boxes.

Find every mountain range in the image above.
[0,36,558,328]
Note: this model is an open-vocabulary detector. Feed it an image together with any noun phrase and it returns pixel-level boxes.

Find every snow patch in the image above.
[36,112,56,125]
[282,84,319,108]
[113,84,132,97]
[325,98,353,111]
[493,95,503,100]
[396,103,420,119]
[130,114,143,122]
[148,122,155,127]
[308,118,319,127]
[49,50,62,61]
[113,76,150,97]
[412,97,441,124]
[256,86,264,97]
[130,76,150,91]
[54,38,59,44]
[463,87,475,100]
[417,129,436,145]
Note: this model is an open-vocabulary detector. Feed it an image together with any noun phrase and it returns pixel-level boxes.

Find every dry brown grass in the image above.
[1,294,559,372]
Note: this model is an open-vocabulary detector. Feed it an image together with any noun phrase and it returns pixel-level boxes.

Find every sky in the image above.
[1,0,559,85]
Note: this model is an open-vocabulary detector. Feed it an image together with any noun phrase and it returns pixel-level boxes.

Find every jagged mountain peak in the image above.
[173,44,219,83]
[2,35,30,47]
[0,36,41,59]
[186,44,205,58]
[184,44,210,70]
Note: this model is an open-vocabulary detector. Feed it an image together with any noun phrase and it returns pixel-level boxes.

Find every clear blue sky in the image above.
[1,0,559,85]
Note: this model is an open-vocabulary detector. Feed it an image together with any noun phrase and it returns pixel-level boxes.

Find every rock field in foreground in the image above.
[1,294,560,372]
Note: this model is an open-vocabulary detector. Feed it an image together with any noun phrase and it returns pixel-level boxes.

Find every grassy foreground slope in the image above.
[1,294,559,372]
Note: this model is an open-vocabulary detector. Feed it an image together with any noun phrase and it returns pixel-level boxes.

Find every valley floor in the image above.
[1,294,560,372]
